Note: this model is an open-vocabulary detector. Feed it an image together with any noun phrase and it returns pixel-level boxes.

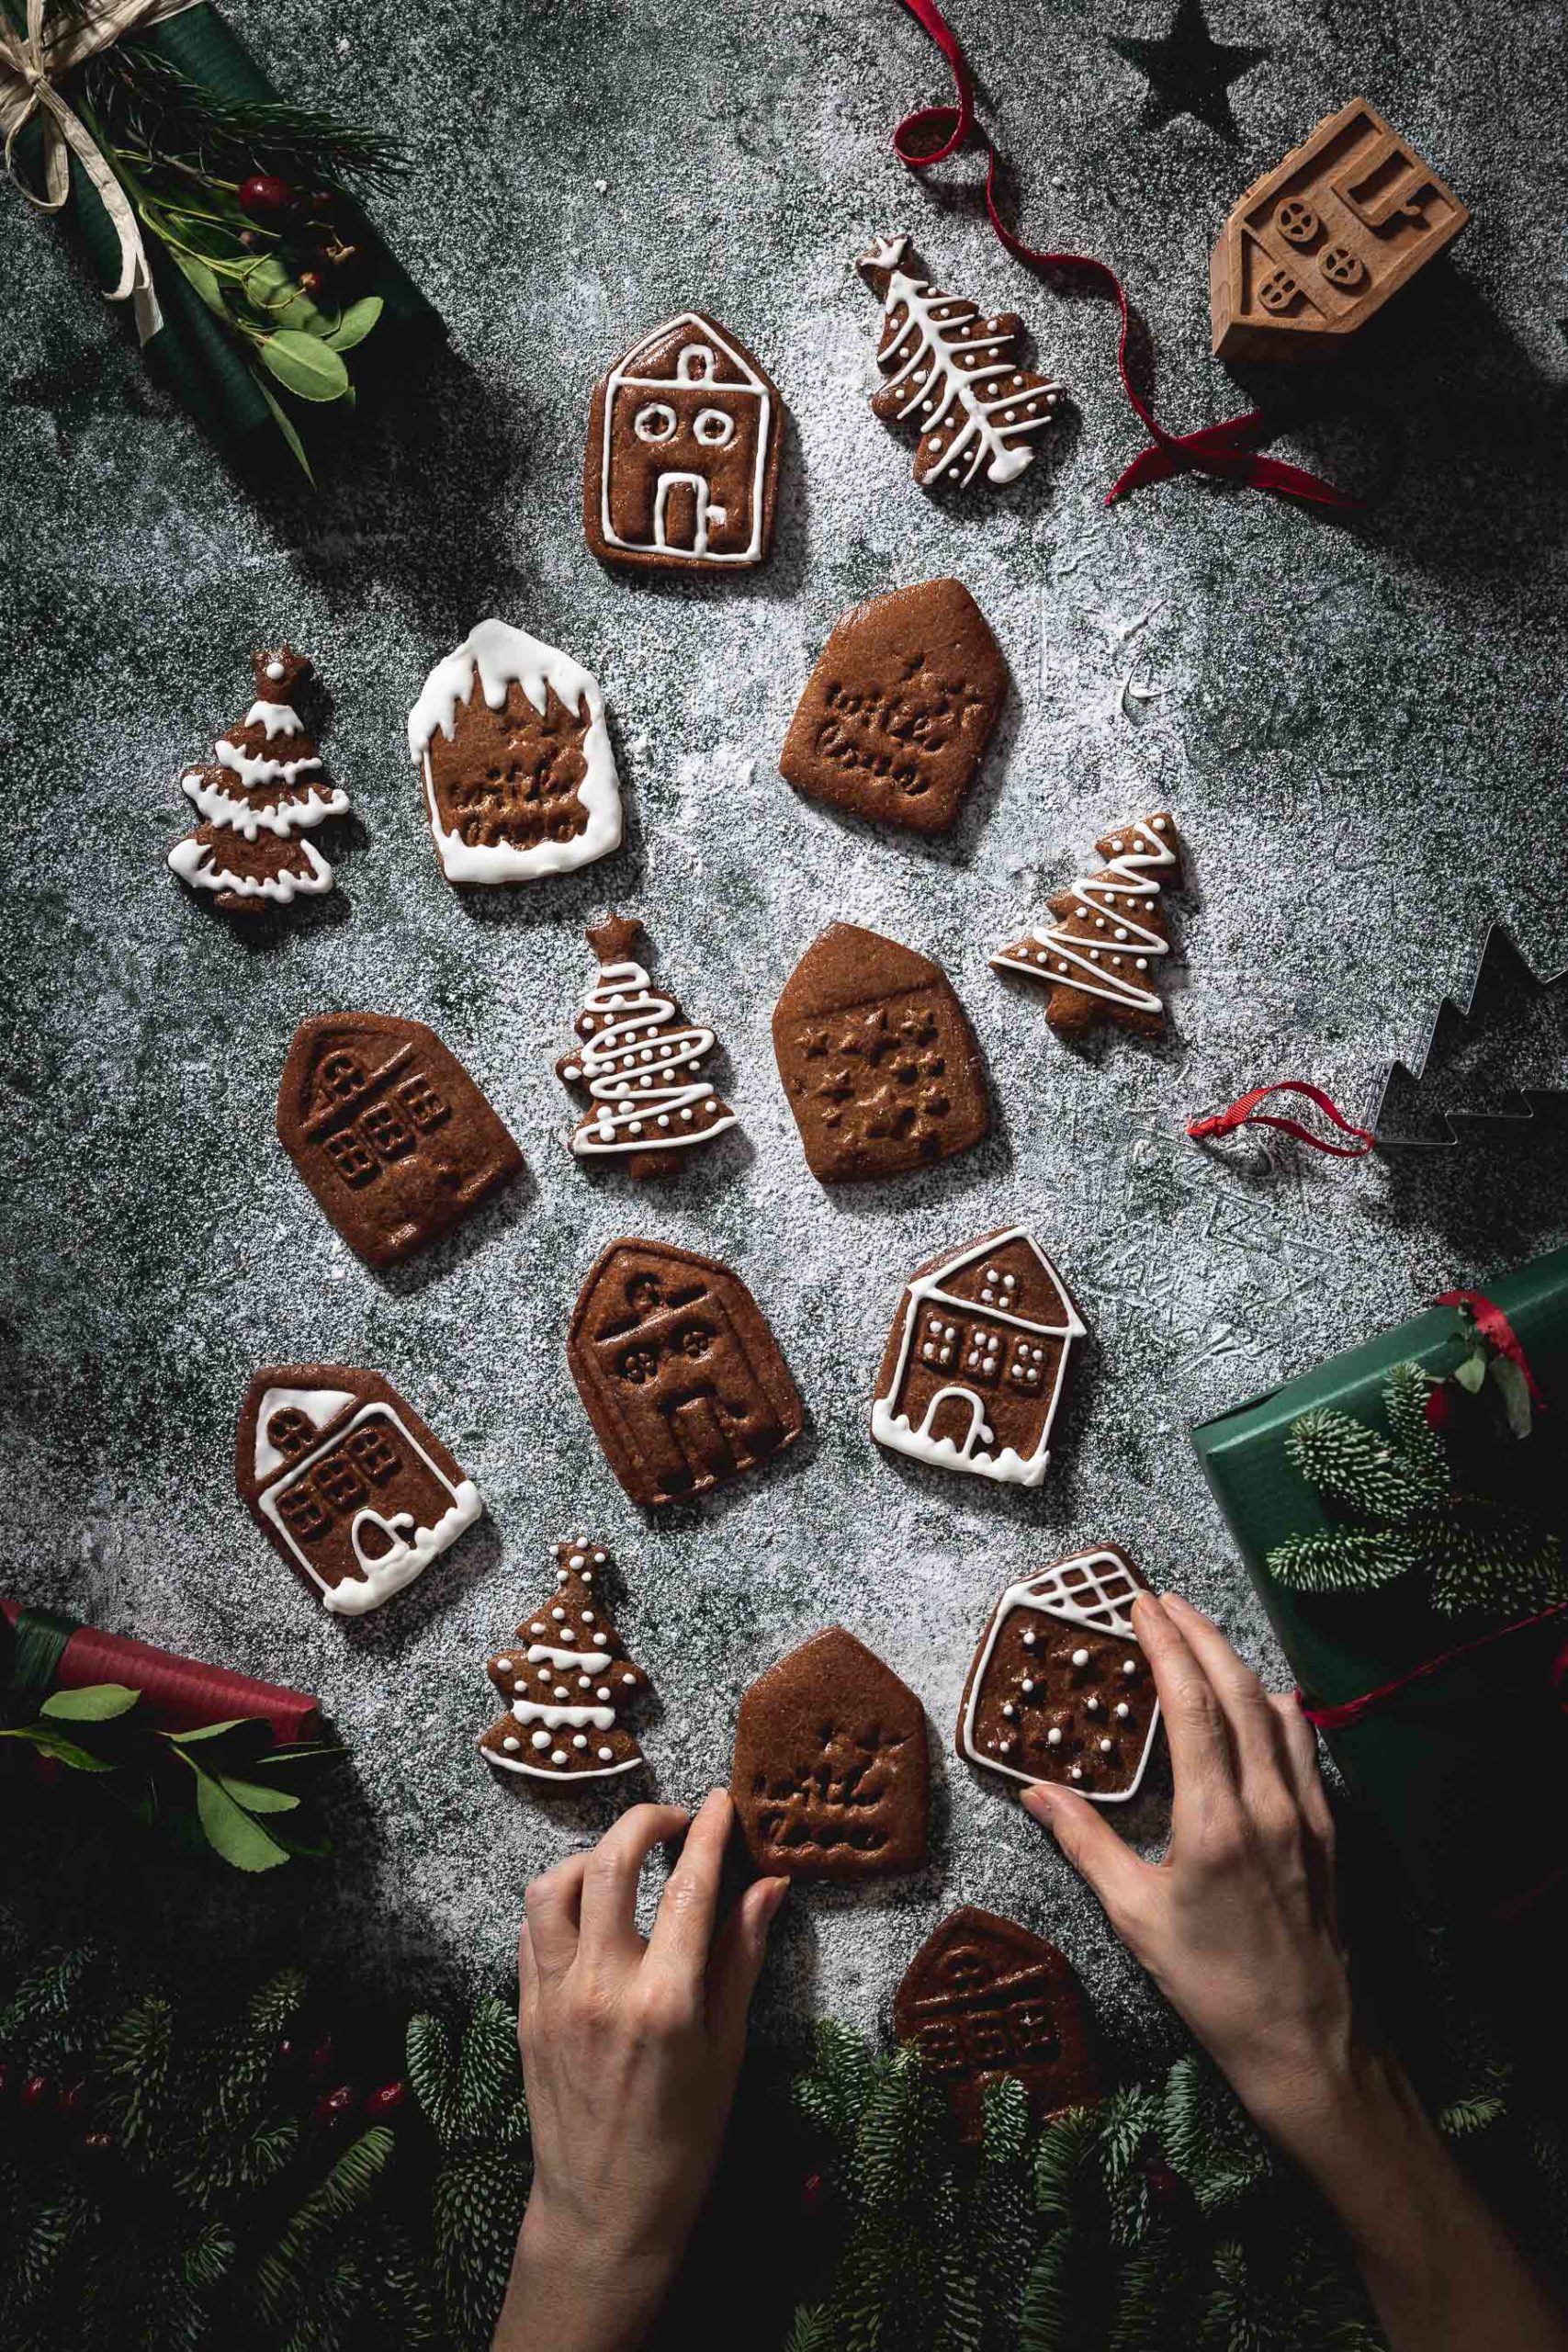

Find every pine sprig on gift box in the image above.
[83,41,408,191]
[1269,1362,1568,1619]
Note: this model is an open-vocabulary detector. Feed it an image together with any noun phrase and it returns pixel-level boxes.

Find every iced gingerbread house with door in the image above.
[587,312,782,569]
[872,1227,1087,1488]
[1210,98,1469,363]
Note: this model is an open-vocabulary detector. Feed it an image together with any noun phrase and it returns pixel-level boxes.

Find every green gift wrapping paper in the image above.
[8,1,441,457]
[1191,1246,1568,1921]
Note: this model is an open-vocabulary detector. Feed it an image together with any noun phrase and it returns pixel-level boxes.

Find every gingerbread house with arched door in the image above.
[585,313,782,571]
[872,1227,1087,1488]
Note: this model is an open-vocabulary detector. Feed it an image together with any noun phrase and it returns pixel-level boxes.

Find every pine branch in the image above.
[83,42,409,191]
[784,2308,832,2352]
[99,1994,174,2159]
[453,1995,525,2143]
[406,2010,459,2152]
[1266,1529,1425,1596]
[431,2146,531,2352]
[1285,1408,1443,1523]
[1032,2105,1100,2224]
[1383,1363,1444,1478]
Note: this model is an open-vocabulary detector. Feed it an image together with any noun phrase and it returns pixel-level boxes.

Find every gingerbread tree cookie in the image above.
[168,646,350,914]
[480,1538,651,1782]
[991,812,1182,1038]
[858,234,1067,491]
[556,916,738,1178]
[957,1547,1163,1804]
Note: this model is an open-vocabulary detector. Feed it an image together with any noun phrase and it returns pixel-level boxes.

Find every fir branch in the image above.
[406,2010,458,2152]
[453,1995,525,2143]
[784,2309,833,2352]
[82,41,409,193]
[1285,1408,1443,1523]
[1267,1528,1426,1596]
[1032,2105,1100,2224]
[431,2146,531,2352]
[1383,1363,1444,1476]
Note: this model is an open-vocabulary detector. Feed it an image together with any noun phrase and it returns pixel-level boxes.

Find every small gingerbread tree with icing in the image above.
[858,233,1067,490]
[479,1538,652,1783]
[167,645,350,915]
[991,811,1182,1038]
[556,915,738,1178]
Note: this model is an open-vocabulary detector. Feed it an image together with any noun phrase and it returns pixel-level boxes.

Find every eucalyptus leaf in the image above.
[41,1683,141,1722]
[164,1717,250,1745]
[259,331,350,403]
[173,251,227,317]
[254,377,314,482]
[1453,1353,1487,1395]
[1490,1354,1534,1439]
[190,1764,293,1872]
[5,1725,119,1772]
[322,295,382,352]
[216,1775,301,1816]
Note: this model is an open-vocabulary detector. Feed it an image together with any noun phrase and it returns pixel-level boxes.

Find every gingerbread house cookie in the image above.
[894,1907,1101,2139]
[730,1626,928,1881]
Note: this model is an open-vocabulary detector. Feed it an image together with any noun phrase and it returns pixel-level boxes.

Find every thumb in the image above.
[707,1876,787,2060]
[1022,1783,1146,1920]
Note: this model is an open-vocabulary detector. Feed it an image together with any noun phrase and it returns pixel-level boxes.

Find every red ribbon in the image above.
[1185,1080,1378,1158]
[1435,1288,1548,1412]
[1297,1601,1568,1733]
[887,0,1361,510]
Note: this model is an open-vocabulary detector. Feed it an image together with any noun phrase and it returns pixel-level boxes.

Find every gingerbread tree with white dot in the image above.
[857,233,1067,491]
[991,811,1183,1039]
[556,914,738,1179]
[479,1538,651,1783]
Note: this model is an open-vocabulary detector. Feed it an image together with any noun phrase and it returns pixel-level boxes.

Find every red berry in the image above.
[1425,1385,1453,1430]
[1145,2157,1185,2210]
[363,2080,408,2120]
[56,2080,89,2120]
[80,2130,113,2155]
[306,2035,335,2080]
[312,2084,358,2131]
[20,2074,52,2111]
[238,173,299,226]
[801,2170,825,2219]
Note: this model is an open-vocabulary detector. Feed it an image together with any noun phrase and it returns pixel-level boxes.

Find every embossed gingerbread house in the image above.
[893,1907,1101,2139]
[587,313,781,569]
[1210,98,1469,363]
[872,1227,1087,1487]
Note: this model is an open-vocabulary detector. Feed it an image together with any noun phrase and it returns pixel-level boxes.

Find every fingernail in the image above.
[1021,1784,1055,1826]
[1161,1589,1193,1612]
[699,1786,728,1815]
[1132,1590,1165,1623]
[761,1875,790,1917]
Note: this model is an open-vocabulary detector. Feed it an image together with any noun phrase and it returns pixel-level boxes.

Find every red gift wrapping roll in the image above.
[2,1600,319,1743]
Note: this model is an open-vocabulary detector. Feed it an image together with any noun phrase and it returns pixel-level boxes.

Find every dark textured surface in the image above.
[3,0,1566,2068]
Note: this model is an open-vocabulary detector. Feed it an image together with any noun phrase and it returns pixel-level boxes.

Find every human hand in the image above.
[1021,1589,1353,2154]
[494,1792,787,2352]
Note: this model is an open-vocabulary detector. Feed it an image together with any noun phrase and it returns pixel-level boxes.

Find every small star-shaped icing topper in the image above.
[1109,0,1265,141]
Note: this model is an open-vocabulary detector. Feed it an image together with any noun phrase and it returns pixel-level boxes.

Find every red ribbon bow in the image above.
[888,0,1361,510]
[1186,1080,1378,1158]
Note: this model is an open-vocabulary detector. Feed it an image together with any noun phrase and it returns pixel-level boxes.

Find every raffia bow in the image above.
[0,0,198,342]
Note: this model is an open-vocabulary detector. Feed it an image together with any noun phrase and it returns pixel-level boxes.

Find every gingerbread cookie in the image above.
[568,1239,804,1508]
[858,234,1066,490]
[872,1227,1087,1488]
[773,923,989,1182]
[584,313,784,572]
[168,645,350,913]
[957,1548,1162,1804]
[991,813,1182,1038]
[236,1365,482,1615]
[894,1908,1102,2139]
[277,1012,523,1268]
[480,1538,651,1782]
[557,915,738,1177]
[730,1626,928,1880]
[407,618,623,886]
[780,580,1007,837]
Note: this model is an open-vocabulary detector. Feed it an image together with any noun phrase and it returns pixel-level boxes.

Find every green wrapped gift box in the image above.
[1191,1246,1568,1921]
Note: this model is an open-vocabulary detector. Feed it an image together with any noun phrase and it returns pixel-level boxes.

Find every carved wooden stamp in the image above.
[1210,98,1469,364]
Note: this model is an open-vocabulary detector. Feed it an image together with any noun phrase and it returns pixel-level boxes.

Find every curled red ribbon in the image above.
[888,0,1361,510]
[1186,1079,1378,1158]
[1436,1287,1548,1411]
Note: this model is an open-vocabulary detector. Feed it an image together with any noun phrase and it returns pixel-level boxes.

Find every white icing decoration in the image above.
[407,617,623,885]
[255,1398,483,1616]
[215,732,325,790]
[244,699,304,738]
[510,1700,616,1731]
[167,832,335,903]
[958,1549,1161,1807]
[870,1227,1087,1487]
[990,818,1177,1015]
[565,954,737,1159]
[598,316,772,565]
[862,232,1062,488]
[1071,1647,1089,1668]
[251,1385,358,1481]
[180,766,347,837]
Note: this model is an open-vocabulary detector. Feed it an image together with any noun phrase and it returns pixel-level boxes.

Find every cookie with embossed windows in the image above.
[773,922,990,1182]
[730,1625,928,1879]
[781,580,1007,837]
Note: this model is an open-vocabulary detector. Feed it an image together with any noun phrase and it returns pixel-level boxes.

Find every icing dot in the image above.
[1122,1658,1138,1677]
[1099,1738,1113,1755]
[621,1672,636,1687]
[1115,1702,1131,1721]
[578,1677,592,1690]
[573,1735,588,1750]
[594,1632,610,1648]
[597,1747,614,1762]
[581,1611,594,1623]
[597,1686,612,1701]
[502,1736,520,1753]
[496,1658,513,1672]
[1046,1727,1063,1747]
[1071,1647,1089,1668]
[551,1748,568,1765]
[1021,1678,1034,1695]
[513,1679,526,1695]
[551,1607,566,1623]
[1069,1764,1083,1781]
[1086,1697,1100,1714]
[1001,1702,1016,1720]
[529,1623,545,1634]
[569,1554,585,1570]
[593,1550,607,1564]
[1021,1629,1036,1648]
[530,1731,549,1750]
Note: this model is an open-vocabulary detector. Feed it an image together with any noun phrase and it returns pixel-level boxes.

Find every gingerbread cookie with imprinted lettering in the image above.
[781,580,1006,837]
[957,1547,1162,1804]
[731,1626,928,1880]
